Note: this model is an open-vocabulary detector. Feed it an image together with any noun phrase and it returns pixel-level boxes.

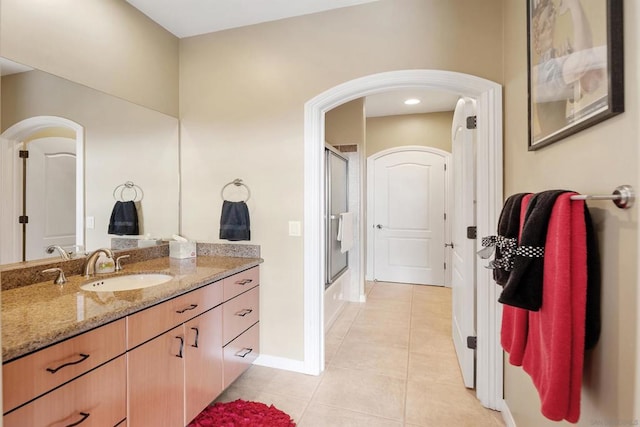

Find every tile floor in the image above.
[215,281,505,426]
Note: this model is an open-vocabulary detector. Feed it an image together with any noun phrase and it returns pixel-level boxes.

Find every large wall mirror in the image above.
[0,58,180,263]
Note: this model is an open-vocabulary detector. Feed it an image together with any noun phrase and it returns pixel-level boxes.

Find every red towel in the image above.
[501,194,532,365]
[521,193,587,423]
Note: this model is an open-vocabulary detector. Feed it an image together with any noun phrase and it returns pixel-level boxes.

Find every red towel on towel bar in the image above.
[521,193,587,423]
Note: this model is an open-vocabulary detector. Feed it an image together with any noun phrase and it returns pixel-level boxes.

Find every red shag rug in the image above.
[188,399,296,427]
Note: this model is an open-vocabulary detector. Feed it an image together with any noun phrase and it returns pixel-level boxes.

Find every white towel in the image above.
[337,212,354,253]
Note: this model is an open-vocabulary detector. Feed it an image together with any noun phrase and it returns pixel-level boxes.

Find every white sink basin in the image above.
[80,273,173,292]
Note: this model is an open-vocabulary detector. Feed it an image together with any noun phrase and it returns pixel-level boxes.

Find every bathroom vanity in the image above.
[2,255,261,427]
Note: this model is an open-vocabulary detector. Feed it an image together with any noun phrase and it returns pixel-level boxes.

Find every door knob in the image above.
[375,224,383,229]
[444,242,454,248]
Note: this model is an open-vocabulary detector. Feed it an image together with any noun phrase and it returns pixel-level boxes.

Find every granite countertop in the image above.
[2,256,262,363]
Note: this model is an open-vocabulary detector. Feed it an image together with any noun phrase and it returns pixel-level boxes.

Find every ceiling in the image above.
[365,89,459,117]
[126,0,381,38]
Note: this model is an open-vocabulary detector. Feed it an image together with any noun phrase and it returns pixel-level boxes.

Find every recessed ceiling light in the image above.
[404,98,421,105]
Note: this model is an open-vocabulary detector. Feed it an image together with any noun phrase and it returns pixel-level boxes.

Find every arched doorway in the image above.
[303,69,503,409]
[0,116,84,263]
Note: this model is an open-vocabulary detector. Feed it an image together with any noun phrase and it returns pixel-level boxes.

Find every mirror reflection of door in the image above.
[25,136,77,260]
[0,116,84,263]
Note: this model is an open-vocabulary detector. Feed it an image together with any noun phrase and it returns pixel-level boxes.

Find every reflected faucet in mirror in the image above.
[45,245,71,261]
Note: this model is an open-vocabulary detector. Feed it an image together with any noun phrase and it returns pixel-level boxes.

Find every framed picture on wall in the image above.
[527,0,624,150]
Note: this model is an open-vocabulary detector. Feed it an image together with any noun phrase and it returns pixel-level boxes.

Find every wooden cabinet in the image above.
[127,280,226,427]
[128,325,185,427]
[128,307,224,427]
[4,355,126,427]
[4,265,259,427]
[222,267,260,389]
[184,307,223,425]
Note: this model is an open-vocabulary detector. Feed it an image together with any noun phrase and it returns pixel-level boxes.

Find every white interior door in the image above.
[26,137,77,260]
[371,148,446,285]
[451,97,477,388]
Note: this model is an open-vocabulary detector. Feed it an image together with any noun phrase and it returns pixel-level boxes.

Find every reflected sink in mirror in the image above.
[80,273,173,292]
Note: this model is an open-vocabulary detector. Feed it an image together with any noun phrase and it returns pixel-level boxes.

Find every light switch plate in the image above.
[288,221,301,236]
[86,216,95,229]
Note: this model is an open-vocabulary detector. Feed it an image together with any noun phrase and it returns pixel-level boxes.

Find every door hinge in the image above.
[444,212,447,220]
[18,215,29,224]
[19,150,29,158]
[466,115,477,129]
[466,226,477,239]
[444,262,447,270]
[444,163,447,171]
[467,336,477,350]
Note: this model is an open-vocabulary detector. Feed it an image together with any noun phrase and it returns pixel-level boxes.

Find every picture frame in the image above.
[527,0,624,150]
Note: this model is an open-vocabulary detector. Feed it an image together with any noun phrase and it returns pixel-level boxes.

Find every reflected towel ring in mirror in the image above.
[221,178,251,202]
[113,181,144,202]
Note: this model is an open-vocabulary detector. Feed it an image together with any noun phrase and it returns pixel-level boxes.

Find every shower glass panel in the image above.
[325,147,348,288]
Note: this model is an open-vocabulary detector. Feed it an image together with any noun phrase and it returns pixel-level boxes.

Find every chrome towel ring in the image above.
[221,178,251,202]
[113,181,144,202]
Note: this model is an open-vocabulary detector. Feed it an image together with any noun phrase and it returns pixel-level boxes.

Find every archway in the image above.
[0,116,84,263]
[303,70,503,409]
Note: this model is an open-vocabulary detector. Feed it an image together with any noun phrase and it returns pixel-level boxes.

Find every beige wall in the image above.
[503,1,639,425]
[366,111,454,157]
[0,0,179,116]
[179,0,503,361]
[325,98,365,147]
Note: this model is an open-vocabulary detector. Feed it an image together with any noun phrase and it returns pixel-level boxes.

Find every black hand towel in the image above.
[219,201,251,241]
[493,193,531,286]
[499,190,567,311]
[108,201,139,235]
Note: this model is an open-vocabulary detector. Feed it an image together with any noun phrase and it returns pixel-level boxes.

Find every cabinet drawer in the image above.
[223,267,259,301]
[3,319,126,413]
[127,281,223,349]
[223,286,259,345]
[223,323,259,389]
[4,355,126,427]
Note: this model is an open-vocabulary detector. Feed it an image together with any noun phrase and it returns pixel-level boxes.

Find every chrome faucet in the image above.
[46,245,71,261]
[83,248,115,277]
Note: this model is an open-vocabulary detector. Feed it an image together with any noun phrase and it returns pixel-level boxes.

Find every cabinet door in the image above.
[184,307,223,425]
[128,326,184,427]
[3,355,126,427]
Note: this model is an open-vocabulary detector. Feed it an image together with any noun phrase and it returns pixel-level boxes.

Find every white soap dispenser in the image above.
[96,253,115,274]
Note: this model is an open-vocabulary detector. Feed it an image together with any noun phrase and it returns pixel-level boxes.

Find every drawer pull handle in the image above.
[176,336,184,358]
[235,308,253,317]
[235,347,253,358]
[46,354,90,374]
[190,327,200,348]
[176,303,198,314]
[235,279,253,285]
[65,412,90,427]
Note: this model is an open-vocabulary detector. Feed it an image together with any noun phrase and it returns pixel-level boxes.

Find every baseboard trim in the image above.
[253,354,309,375]
[500,399,516,427]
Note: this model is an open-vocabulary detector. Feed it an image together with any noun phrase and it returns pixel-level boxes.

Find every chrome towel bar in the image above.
[570,185,635,209]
